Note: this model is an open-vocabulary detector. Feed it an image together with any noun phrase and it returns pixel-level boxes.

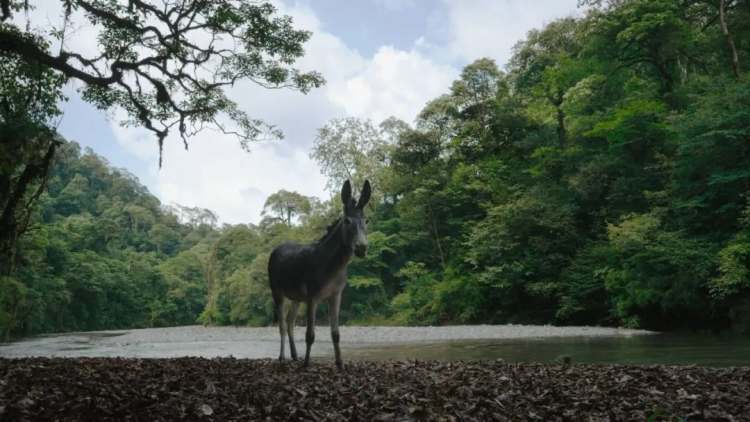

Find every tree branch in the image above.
[0,0,324,166]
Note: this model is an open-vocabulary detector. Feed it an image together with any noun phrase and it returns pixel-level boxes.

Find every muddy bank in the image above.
[1,357,747,421]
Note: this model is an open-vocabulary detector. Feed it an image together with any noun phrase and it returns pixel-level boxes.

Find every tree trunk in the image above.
[548,91,566,148]
[720,0,740,79]
[556,106,566,148]
[425,199,446,270]
[0,139,57,275]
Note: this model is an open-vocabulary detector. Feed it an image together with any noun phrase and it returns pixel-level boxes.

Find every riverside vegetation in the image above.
[2,0,750,340]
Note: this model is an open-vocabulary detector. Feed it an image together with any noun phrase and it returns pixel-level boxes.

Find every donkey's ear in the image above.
[356,180,372,209]
[341,180,352,206]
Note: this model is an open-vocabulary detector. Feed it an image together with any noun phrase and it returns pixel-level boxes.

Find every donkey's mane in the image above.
[315,199,358,245]
[315,217,341,244]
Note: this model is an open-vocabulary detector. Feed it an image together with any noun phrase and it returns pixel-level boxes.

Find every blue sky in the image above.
[35,1,582,224]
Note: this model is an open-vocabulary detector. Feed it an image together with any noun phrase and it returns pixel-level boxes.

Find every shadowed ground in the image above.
[0,357,747,421]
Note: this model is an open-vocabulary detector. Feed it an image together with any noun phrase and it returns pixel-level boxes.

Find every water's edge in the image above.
[2,325,747,367]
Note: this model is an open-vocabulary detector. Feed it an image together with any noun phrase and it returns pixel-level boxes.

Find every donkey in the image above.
[268,179,371,368]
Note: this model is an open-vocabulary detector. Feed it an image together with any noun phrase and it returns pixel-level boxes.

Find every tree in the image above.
[509,18,583,146]
[450,58,502,118]
[0,29,65,275]
[166,204,218,229]
[672,75,750,234]
[463,191,580,322]
[585,0,693,102]
[719,0,741,78]
[1,0,323,275]
[416,95,458,144]
[7,0,750,336]
[602,212,714,329]
[388,128,450,270]
[311,117,402,201]
[1,139,227,337]
[0,1,324,163]
[712,202,750,333]
[159,245,210,325]
[261,190,311,227]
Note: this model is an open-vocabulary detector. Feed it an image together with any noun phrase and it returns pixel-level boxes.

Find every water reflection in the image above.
[345,334,750,367]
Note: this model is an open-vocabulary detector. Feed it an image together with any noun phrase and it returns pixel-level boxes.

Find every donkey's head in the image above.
[340,179,371,258]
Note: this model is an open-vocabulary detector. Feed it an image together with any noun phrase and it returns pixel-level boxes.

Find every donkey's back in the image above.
[268,241,314,301]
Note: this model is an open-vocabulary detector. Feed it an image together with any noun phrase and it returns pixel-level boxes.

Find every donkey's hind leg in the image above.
[286,301,300,360]
[304,299,318,367]
[273,291,286,361]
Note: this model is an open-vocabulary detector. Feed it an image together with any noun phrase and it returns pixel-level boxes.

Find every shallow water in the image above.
[1,325,747,367]
[347,334,750,367]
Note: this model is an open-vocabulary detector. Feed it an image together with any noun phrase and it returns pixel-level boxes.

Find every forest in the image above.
[2,0,750,339]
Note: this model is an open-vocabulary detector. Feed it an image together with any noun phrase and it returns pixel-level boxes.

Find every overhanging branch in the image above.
[0,0,325,166]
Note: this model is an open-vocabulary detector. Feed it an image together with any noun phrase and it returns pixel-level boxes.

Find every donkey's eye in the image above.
[344,217,352,225]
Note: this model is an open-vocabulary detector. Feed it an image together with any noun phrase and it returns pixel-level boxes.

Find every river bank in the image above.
[1,357,747,421]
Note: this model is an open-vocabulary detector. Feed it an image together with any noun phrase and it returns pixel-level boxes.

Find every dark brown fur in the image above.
[268,180,371,368]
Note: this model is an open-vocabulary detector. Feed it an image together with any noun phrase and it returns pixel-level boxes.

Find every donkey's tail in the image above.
[268,250,279,325]
[270,287,282,325]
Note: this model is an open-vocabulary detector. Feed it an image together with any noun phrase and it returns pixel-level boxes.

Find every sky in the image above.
[26,0,583,224]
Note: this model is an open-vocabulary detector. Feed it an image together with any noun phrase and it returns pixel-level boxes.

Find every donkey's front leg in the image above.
[304,299,318,367]
[329,290,343,369]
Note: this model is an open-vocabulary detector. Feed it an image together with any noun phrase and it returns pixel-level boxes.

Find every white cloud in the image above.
[44,1,582,225]
[443,0,582,68]
[328,46,457,124]
[154,134,328,225]
[278,3,458,125]
[108,2,458,224]
[109,112,163,161]
[373,0,418,12]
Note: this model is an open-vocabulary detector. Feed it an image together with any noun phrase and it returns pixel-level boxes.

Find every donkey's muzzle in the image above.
[354,245,367,258]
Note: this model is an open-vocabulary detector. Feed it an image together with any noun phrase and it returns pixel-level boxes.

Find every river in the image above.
[1,325,747,366]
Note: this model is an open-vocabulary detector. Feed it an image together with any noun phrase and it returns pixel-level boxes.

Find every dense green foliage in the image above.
[0,143,219,338]
[0,0,323,339]
[304,0,750,332]
[3,0,750,337]
[0,28,66,276]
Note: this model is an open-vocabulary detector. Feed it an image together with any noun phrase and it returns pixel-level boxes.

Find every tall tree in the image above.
[262,190,312,227]
[585,0,693,102]
[0,0,323,273]
[0,31,65,274]
[311,117,405,202]
[719,0,741,78]
[509,18,583,147]
[0,1,324,163]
